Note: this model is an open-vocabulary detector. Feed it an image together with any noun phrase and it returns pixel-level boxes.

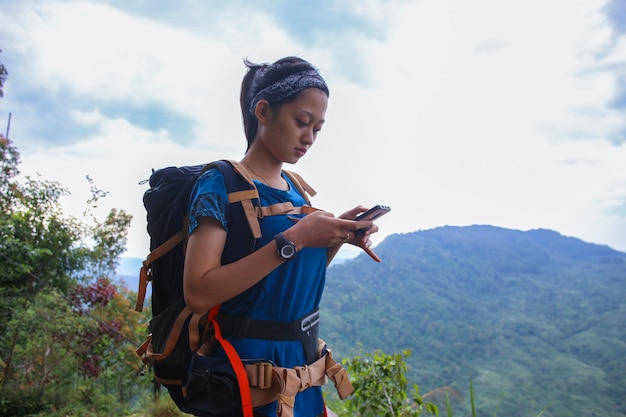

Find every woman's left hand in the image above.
[339,206,379,250]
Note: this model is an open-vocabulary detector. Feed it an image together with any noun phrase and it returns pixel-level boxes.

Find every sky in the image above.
[1,0,626,260]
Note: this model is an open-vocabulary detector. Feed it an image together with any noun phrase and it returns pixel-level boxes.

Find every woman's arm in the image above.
[183,216,285,313]
[183,210,374,313]
[326,244,343,266]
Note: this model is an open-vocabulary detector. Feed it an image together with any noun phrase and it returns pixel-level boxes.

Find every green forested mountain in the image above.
[321,225,626,417]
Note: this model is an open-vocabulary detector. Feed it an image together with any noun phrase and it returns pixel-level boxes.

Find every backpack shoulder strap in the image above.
[209,160,262,240]
[199,160,318,261]
[283,169,316,204]
[226,160,317,217]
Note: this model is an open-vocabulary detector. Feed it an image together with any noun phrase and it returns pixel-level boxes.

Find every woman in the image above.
[183,56,378,417]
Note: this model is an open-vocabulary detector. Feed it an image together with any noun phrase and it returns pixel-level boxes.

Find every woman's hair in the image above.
[240,56,329,149]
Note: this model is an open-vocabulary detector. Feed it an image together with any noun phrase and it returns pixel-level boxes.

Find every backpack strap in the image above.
[226,159,318,216]
[209,306,254,417]
[209,160,262,240]
[245,339,354,417]
[135,160,318,311]
[283,170,316,204]
[135,230,186,311]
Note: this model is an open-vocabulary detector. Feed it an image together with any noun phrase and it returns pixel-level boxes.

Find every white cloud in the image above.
[2,0,626,257]
[295,0,626,251]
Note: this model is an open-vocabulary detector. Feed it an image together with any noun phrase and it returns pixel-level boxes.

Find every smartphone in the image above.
[353,205,391,233]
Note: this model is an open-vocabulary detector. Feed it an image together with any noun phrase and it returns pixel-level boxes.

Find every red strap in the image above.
[209,306,253,417]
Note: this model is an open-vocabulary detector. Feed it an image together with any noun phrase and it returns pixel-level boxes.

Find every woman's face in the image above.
[258,88,328,164]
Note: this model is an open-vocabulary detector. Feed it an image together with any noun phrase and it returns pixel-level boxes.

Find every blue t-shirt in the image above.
[188,167,327,416]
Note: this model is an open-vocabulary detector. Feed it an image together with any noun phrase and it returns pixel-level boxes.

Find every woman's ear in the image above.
[254,100,271,126]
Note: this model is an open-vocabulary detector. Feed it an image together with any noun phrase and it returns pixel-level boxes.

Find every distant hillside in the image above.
[115,257,145,296]
[321,225,626,417]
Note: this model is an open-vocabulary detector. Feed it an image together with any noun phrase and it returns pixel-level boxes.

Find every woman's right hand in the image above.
[283,210,373,249]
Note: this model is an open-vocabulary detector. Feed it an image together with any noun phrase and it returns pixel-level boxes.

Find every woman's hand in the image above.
[343,208,379,248]
[283,209,374,249]
[340,205,381,262]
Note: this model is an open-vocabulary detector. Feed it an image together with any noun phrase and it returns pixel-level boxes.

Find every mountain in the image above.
[115,256,145,295]
[320,225,626,417]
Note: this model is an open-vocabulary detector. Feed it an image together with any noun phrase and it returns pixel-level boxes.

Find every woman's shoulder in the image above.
[194,166,227,193]
[197,165,225,181]
[188,166,230,218]
[188,166,230,234]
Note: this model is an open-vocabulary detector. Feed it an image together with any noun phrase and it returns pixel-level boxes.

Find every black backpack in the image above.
[134,159,317,416]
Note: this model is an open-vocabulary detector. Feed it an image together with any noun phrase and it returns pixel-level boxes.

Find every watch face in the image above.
[275,232,297,261]
[281,245,296,259]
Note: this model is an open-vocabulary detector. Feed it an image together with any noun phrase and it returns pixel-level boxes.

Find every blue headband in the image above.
[249,69,329,115]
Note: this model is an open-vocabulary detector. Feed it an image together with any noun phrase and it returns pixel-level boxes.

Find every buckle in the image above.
[254,362,273,389]
[295,365,311,390]
[300,310,320,332]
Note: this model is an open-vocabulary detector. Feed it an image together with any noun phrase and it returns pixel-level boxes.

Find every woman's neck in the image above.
[240,157,287,190]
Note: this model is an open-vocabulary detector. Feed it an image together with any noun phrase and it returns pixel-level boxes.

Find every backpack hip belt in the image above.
[217,309,320,364]
[245,338,353,417]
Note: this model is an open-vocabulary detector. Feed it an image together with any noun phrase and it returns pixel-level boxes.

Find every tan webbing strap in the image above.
[147,230,186,265]
[144,306,193,361]
[227,189,259,203]
[248,367,301,417]
[154,375,184,386]
[246,342,354,417]
[135,336,152,363]
[259,202,295,216]
[135,230,186,312]
[230,159,316,202]
[241,199,262,238]
[324,352,354,400]
[259,203,320,218]
[283,170,317,201]
[275,368,301,417]
[228,160,255,184]
[135,265,149,312]
[295,205,319,215]
[188,312,206,353]
[222,164,261,239]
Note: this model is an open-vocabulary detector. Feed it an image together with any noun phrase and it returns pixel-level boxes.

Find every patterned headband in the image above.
[249,69,329,116]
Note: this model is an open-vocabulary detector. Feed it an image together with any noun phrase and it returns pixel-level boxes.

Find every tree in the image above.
[328,349,439,417]
[0,49,7,98]
[0,137,147,416]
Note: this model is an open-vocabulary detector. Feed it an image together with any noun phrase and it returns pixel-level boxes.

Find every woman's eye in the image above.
[297,120,307,127]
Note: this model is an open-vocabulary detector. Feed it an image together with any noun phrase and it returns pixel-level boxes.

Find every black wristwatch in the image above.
[274,232,297,262]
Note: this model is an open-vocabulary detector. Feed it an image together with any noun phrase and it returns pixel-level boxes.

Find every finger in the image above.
[335,217,371,230]
[364,247,381,262]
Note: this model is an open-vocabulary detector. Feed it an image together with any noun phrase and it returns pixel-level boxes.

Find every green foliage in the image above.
[329,348,438,417]
[440,378,551,417]
[0,385,44,417]
[0,138,150,416]
[323,226,626,417]
[83,176,132,278]
[138,394,187,417]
